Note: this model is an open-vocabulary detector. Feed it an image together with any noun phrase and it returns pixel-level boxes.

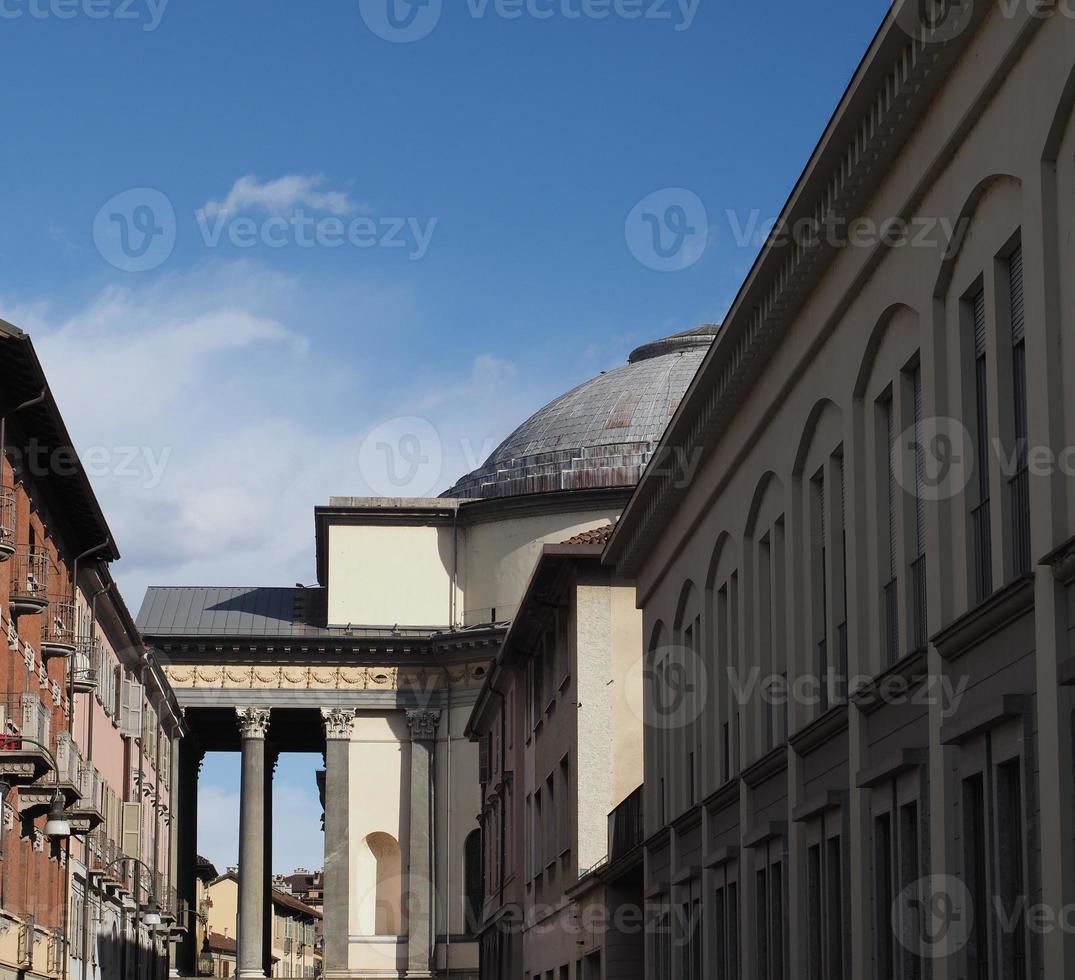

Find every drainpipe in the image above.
[81,579,111,977]
[69,542,112,710]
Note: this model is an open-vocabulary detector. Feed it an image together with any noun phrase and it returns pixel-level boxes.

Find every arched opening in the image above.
[358,832,403,936]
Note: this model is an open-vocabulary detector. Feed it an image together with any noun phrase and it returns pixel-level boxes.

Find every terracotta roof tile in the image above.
[561,523,616,546]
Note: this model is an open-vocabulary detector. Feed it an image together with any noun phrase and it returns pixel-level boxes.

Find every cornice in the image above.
[606,1,1000,578]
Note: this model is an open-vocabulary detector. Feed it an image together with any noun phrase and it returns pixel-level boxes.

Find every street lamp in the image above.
[99,856,163,930]
[198,932,215,977]
[44,793,71,838]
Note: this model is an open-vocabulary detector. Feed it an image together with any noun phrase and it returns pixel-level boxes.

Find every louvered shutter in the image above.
[973,287,987,356]
[913,366,925,558]
[1009,245,1024,343]
[886,399,897,579]
[122,802,142,859]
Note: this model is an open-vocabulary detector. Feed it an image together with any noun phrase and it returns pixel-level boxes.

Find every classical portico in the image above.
[145,621,497,980]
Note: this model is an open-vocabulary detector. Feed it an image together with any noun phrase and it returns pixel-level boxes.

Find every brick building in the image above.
[0,320,184,980]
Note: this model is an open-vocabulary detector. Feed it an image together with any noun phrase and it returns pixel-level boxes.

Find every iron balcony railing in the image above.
[836,620,848,700]
[882,577,899,667]
[972,499,993,602]
[42,596,77,655]
[1009,466,1032,579]
[72,637,101,694]
[609,785,644,862]
[0,485,14,561]
[817,637,829,711]
[909,555,928,654]
[9,547,49,612]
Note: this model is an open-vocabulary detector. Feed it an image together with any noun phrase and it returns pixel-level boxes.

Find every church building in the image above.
[137,327,714,979]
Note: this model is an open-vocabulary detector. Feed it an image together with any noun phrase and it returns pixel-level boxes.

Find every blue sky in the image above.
[1,0,892,872]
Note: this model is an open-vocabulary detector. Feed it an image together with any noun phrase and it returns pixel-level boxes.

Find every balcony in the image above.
[909,556,928,654]
[972,498,993,603]
[0,694,53,787]
[1009,466,1032,579]
[67,763,105,833]
[881,576,899,667]
[608,786,644,863]
[9,547,49,615]
[72,637,100,694]
[41,597,77,658]
[17,731,81,817]
[0,485,13,562]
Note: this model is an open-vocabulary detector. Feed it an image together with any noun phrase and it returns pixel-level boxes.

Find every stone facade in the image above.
[605,3,1075,978]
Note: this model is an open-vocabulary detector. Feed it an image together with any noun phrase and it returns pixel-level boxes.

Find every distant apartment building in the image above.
[0,321,184,980]
[203,872,321,978]
[604,3,1075,979]
[467,526,645,980]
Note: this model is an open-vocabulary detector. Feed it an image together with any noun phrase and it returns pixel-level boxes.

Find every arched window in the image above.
[463,828,483,936]
[358,832,402,936]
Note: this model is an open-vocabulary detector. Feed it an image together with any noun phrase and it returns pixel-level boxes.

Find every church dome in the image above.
[444,325,717,500]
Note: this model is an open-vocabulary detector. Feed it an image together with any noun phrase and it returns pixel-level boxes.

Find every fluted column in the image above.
[406,710,440,978]
[322,708,356,979]
[236,708,271,980]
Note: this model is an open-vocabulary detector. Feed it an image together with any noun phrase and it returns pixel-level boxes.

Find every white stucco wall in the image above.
[461,509,621,625]
[328,524,454,627]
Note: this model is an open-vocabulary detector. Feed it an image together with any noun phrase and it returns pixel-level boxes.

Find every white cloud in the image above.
[0,260,548,606]
[201,174,360,219]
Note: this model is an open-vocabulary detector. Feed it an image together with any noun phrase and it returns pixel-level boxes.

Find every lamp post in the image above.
[98,855,164,927]
[175,901,215,976]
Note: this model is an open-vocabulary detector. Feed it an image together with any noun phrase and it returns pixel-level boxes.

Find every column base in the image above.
[237,971,268,979]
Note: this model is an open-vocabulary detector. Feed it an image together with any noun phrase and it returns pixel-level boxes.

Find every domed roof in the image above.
[444,325,717,500]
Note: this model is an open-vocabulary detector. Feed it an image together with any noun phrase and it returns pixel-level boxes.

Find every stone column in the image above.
[322,708,356,979]
[236,708,271,980]
[406,710,440,978]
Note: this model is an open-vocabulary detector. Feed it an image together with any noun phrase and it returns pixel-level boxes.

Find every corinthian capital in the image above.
[321,707,357,741]
[406,710,441,743]
[235,707,271,740]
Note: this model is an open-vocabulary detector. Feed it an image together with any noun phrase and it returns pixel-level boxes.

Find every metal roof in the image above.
[136,586,329,638]
[444,326,716,500]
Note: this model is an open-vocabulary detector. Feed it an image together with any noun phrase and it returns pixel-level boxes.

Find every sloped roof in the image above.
[137,586,327,638]
[561,523,617,547]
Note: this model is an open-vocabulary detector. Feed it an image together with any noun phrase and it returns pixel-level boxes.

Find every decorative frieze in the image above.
[235,707,271,740]
[163,661,487,692]
[321,708,356,741]
[406,710,440,743]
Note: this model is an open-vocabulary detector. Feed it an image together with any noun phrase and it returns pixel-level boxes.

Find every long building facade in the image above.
[0,322,184,980]
[605,2,1075,978]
